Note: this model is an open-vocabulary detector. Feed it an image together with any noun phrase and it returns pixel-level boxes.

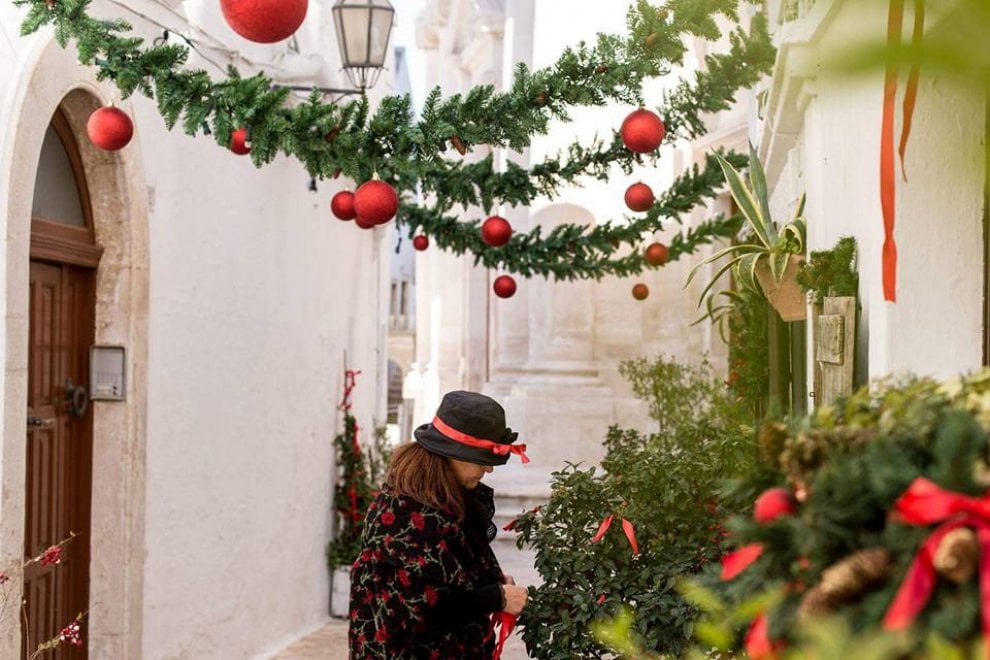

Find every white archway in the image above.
[0,35,150,658]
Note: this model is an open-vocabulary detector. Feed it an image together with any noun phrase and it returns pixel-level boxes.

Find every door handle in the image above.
[27,416,55,428]
[64,379,89,418]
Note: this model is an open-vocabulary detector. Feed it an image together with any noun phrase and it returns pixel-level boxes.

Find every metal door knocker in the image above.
[64,379,89,418]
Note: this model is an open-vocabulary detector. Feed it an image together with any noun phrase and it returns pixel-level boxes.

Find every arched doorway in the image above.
[24,106,100,658]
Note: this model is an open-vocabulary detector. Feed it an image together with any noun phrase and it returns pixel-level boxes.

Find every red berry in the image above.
[631,283,649,300]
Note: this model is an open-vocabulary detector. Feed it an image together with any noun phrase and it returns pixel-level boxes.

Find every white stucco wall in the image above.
[0,0,392,657]
[763,0,986,384]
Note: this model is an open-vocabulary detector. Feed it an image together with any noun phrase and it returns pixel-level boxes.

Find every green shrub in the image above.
[326,419,391,570]
[511,356,756,658]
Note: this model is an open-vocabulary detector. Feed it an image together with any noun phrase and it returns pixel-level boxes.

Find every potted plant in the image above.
[688,145,807,322]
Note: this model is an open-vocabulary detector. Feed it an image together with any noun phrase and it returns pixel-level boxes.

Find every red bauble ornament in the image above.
[354,180,399,226]
[631,283,649,300]
[644,242,669,267]
[220,0,308,43]
[229,127,250,155]
[481,216,512,247]
[624,182,655,212]
[753,487,798,524]
[355,215,377,229]
[330,191,356,220]
[412,235,429,251]
[621,109,665,153]
[87,106,133,151]
[493,275,517,298]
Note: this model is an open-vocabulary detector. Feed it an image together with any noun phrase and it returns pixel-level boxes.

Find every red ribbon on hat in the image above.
[882,478,990,644]
[431,415,530,463]
[591,514,640,555]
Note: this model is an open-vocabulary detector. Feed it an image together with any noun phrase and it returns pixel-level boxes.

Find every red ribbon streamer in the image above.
[339,369,361,410]
[880,0,904,302]
[882,478,990,646]
[431,415,530,463]
[721,543,765,581]
[591,514,640,555]
[745,612,779,660]
[491,611,517,660]
[898,0,924,182]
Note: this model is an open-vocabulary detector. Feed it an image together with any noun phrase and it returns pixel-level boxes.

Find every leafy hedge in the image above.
[510,356,756,657]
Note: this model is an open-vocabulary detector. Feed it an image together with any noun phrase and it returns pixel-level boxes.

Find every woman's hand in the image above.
[501,584,528,615]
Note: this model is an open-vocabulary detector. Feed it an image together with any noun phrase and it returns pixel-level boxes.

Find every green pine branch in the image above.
[13,0,776,281]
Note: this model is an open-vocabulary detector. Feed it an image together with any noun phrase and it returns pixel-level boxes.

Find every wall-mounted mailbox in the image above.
[90,346,126,401]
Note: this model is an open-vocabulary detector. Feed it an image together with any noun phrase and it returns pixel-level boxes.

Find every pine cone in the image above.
[797,586,838,623]
[450,135,467,155]
[934,527,979,584]
[820,547,892,600]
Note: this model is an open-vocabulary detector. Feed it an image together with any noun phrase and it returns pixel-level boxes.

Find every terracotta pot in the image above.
[330,565,351,618]
[755,255,807,322]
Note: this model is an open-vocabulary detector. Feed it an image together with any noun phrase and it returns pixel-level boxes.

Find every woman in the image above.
[348,390,531,659]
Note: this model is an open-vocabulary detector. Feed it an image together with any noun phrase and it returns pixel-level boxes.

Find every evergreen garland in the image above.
[13,0,776,280]
[684,371,990,656]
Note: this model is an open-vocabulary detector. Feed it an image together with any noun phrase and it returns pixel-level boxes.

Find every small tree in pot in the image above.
[689,145,807,322]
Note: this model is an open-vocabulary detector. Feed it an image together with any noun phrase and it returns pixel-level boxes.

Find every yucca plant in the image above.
[688,144,807,324]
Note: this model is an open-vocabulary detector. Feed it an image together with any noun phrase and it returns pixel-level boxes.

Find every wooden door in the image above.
[24,260,94,659]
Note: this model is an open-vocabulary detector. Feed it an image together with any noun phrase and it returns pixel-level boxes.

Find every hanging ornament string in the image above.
[591,514,640,555]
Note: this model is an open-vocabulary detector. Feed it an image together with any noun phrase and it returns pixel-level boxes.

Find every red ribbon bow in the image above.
[591,514,640,555]
[883,478,990,642]
[339,369,361,410]
[491,443,531,463]
[431,416,530,463]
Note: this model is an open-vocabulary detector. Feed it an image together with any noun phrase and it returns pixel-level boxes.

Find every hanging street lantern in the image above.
[332,0,396,92]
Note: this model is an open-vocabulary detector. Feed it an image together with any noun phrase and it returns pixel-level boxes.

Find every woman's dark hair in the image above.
[386,442,466,522]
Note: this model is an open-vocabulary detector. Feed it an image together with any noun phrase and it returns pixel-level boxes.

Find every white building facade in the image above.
[0,0,393,656]
[409,0,748,498]
[758,0,985,391]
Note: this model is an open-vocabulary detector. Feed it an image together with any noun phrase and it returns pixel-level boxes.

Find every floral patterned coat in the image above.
[348,483,504,659]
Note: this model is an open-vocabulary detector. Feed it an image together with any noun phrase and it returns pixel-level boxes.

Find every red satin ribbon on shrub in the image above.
[721,543,765,581]
[491,611,517,660]
[432,416,530,463]
[745,612,781,659]
[880,0,924,302]
[882,478,990,640]
[591,514,640,555]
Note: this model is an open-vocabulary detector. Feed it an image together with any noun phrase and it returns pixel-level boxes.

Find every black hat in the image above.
[414,391,529,466]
